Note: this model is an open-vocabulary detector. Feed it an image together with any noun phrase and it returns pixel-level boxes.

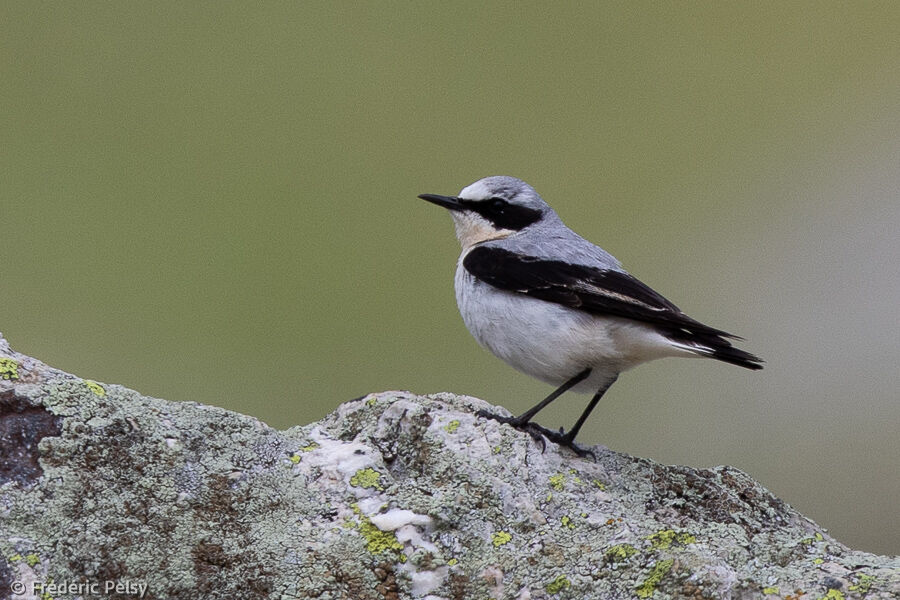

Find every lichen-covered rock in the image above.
[0,332,898,600]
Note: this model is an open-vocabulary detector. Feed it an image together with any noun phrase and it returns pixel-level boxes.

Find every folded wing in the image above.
[463,246,763,370]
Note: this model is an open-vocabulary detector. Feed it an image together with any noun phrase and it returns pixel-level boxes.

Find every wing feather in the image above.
[463,246,734,338]
[462,246,763,370]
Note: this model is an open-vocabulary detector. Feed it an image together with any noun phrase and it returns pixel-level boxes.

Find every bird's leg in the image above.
[540,375,618,455]
[476,368,592,446]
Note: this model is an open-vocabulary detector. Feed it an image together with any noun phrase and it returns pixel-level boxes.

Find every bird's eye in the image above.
[489,198,506,210]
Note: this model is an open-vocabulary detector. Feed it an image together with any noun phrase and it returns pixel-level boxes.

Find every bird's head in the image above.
[419,176,550,249]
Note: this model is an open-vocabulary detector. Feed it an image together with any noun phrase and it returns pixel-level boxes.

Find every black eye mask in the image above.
[463,197,542,231]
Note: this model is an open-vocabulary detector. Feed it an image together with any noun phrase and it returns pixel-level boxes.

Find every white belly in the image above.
[454,258,690,393]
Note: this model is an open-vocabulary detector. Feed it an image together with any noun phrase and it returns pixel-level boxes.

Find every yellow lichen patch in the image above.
[818,590,845,600]
[593,479,606,490]
[444,420,460,433]
[567,468,583,484]
[447,558,458,566]
[83,380,106,396]
[358,515,403,556]
[561,515,575,530]
[647,529,696,549]
[548,473,565,490]
[849,574,875,594]
[350,467,384,490]
[492,531,512,547]
[0,358,19,380]
[39,579,54,600]
[763,587,780,595]
[545,575,571,594]
[349,504,403,557]
[300,442,319,452]
[289,454,301,464]
[635,559,674,598]
[605,543,638,563]
[24,553,40,567]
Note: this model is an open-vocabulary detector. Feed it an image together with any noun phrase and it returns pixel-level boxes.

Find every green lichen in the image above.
[561,515,575,530]
[444,419,460,433]
[492,445,501,454]
[813,558,824,564]
[647,529,696,549]
[352,507,403,556]
[366,396,377,407]
[24,553,40,567]
[39,578,54,600]
[549,473,565,490]
[350,467,384,490]
[818,590,845,600]
[0,357,19,380]
[635,559,674,598]
[605,544,638,563]
[84,380,106,396]
[492,531,512,547]
[763,587,779,595]
[287,441,319,463]
[447,558,458,566]
[849,574,875,594]
[567,468,583,485]
[545,574,571,594]
[9,553,22,562]
[593,479,606,490]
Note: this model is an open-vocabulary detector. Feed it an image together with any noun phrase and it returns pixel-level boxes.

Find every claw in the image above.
[476,409,544,450]
[541,430,596,459]
[475,410,594,458]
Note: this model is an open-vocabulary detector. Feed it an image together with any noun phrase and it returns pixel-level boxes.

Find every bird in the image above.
[419,175,762,454]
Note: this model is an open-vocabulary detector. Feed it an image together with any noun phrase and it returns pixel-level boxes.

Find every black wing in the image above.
[463,246,763,369]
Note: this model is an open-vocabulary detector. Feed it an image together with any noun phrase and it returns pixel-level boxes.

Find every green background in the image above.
[2,3,898,554]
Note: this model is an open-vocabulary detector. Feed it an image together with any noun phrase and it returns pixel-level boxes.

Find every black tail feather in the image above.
[668,328,764,370]
[704,343,764,370]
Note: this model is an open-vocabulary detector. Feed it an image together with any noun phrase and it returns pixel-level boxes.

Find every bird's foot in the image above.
[538,428,596,459]
[475,410,548,450]
[475,410,595,458]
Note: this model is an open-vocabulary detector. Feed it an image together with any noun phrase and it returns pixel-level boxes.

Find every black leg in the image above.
[514,368,592,424]
[561,375,617,444]
[476,368,592,446]
[541,375,618,453]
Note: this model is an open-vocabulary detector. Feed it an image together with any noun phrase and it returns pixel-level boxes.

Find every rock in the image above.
[0,332,897,599]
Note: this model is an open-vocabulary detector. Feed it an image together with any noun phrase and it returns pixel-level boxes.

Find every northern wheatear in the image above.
[420,176,762,453]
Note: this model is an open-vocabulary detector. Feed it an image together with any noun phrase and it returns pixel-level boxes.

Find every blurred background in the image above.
[2,3,898,554]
